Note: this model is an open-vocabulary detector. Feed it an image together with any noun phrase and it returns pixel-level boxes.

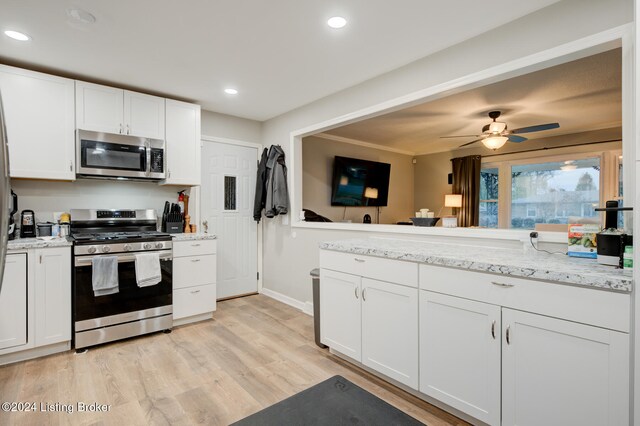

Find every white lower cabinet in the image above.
[34,248,72,346]
[320,265,419,389]
[419,291,501,425]
[502,308,629,426]
[419,290,629,426]
[320,269,361,360]
[172,239,217,324]
[0,254,28,350]
[362,278,418,388]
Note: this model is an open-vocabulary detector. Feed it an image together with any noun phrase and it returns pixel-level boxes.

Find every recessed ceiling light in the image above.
[67,8,96,24]
[4,30,30,41]
[327,16,347,29]
[224,88,238,95]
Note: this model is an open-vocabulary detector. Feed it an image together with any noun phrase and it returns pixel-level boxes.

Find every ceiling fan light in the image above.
[488,121,506,133]
[482,136,508,150]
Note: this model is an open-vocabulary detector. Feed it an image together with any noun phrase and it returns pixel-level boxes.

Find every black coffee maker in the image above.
[8,190,17,240]
[594,200,633,266]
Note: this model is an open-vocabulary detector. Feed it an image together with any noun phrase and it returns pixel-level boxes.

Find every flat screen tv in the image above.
[331,156,391,207]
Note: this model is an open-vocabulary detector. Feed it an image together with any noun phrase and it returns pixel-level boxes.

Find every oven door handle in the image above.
[74,251,172,267]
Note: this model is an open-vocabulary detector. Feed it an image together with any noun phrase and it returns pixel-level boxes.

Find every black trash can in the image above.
[311,268,328,348]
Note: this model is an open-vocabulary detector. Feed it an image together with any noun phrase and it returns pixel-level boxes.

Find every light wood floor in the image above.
[0,294,469,426]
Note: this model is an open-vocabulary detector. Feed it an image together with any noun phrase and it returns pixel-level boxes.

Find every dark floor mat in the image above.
[231,375,425,426]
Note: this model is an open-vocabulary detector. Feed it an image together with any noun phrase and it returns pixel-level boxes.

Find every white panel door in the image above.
[361,278,418,389]
[34,248,72,346]
[164,99,201,185]
[320,269,361,360]
[75,81,124,134]
[201,141,258,299]
[420,291,501,425]
[0,65,75,180]
[123,90,165,139]
[0,254,27,350]
[502,308,629,426]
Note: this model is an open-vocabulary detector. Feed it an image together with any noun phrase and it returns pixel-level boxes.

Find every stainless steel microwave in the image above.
[76,130,165,180]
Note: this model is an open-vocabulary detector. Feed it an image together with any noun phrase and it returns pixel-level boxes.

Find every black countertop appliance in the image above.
[19,209,36,238]
[594,200,632,267]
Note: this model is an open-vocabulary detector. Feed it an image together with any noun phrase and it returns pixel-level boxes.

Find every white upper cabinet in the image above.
[123,90,165,139]
[0,65,75,180]
[76,81,165,139]
[163,99,201,186]
[75,81,124,134]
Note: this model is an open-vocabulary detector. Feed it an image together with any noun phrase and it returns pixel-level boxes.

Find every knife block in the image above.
[163,220,184,234]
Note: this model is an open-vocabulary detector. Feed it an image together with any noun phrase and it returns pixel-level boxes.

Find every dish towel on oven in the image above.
[92,256,119,297]
[135,252,162,287]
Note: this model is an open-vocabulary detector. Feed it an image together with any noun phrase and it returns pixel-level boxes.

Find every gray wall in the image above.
[201,110,262,143]
[259,0,633,305]
[302,136,414,224]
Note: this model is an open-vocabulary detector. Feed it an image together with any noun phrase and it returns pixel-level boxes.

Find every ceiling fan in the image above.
[441,111,560,150]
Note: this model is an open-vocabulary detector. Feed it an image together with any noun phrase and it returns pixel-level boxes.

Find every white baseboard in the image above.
[261,288,313,316]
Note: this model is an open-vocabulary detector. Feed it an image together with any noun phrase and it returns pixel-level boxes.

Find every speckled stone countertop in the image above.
[171,233,217,241]
[8,237,73,250]
[319,238,632,293]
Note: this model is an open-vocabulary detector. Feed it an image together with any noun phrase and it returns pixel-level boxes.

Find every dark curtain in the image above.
[451,155,481,227]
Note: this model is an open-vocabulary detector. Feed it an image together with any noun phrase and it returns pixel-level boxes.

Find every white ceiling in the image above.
[322,48,622,155]
[0,0,560,121]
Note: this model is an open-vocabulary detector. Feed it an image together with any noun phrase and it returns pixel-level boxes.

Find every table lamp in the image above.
[364,187,380,224]
[443,194,462,228]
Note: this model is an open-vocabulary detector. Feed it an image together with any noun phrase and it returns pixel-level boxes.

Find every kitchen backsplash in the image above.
[10,179,185,224]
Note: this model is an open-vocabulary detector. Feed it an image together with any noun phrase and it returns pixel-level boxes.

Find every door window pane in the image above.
[510,158,600,229]
[479,168,498,228]
[224,176,237,210]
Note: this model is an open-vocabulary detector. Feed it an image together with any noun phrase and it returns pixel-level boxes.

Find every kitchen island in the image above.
[319,237,630,426]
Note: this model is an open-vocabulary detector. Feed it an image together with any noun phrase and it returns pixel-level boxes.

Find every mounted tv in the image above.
[331,156,391,207]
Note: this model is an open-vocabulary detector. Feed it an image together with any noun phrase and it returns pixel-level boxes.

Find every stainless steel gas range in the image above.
[71,209,173,350]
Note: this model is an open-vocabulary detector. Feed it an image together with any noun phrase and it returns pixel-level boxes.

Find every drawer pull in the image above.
[191,290,201,294]
[491,281,515,288]
[506,326,511,345]
[191,243,201,247]
[491,321,496,339]
[354,258,365,263]
[191,259,201,262]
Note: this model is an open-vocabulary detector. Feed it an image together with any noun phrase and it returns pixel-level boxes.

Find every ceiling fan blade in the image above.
[508,134,528,143]
[511,123,559,134]
[458,138,483,148]
[440,135,481,139]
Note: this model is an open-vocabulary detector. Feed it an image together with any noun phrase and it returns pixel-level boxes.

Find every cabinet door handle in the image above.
[354,286,359,299]
[491,281,515,288]
[119,123,123,134]
[191,259,201,262]
[354,258,365,263]
[191,289,201,294]
[39,255,42,264]
[362,288,367,302]
[491,321,496,339]
[69,161,73,172]
[506,326,511,345]
[126,124,130,135]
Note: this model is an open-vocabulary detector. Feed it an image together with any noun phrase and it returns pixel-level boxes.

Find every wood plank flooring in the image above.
[0,295,469,426]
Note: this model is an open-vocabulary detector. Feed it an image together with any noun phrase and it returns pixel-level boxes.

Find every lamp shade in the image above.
[444,194,462,208]
[364,187,379,199]
[482,135,508,150]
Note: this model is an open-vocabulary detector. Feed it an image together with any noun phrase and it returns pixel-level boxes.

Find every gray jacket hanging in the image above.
[265,145,289,218]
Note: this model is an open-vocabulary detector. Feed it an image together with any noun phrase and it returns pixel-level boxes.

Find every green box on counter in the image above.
[568,224,598,258]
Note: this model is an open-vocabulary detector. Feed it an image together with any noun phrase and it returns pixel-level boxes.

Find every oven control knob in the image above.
[102,245,111,253]
[123,244,132,251]
[88,247,97,254]
[155,242,164,249]
[143,243,152,250]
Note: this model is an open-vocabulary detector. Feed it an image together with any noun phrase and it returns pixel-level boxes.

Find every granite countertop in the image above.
[8,237,73,250]
[171,233,217,241]
[319,238,632,293]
